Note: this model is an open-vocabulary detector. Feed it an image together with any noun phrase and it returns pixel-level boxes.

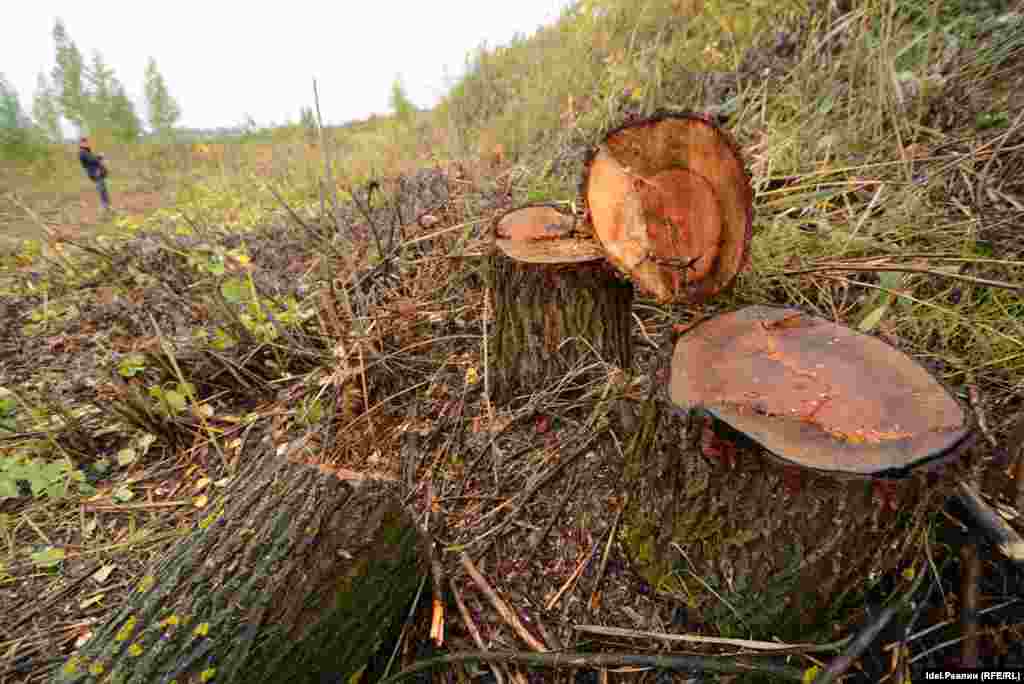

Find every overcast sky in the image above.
[4,0,574,131]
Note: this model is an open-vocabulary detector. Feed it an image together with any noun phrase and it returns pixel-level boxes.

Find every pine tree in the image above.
[32,72,62,142]
[0,74,24,131]
[1,74,42,161]
[108,82,142,143]
[51,18,88,131]
[144,57,181,139]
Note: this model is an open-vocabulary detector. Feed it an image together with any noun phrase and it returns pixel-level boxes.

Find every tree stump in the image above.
[582,111,753,304]
[488,205,633,405]
[53,432,425,684]
[622,306,974,639]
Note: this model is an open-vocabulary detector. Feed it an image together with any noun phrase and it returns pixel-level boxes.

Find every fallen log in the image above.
[53,430,425,684]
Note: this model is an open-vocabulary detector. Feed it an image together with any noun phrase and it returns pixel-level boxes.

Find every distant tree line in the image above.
[1,18,183,160]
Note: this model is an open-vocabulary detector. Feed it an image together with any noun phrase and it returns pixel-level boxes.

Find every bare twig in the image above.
[450,577,507,684]
[546,543,598,611]
[588,502,624,612]
[471,425,608,553]
[1007,414,1024,514]
[956,481,1024,563]
[311,78,340,233]
[267,184,323,241]
[967,384,998,449]
[773,264,1022,292]
[459,551,548,653]
[572,625,849,653]
[814,604,900,684]
[377,650,806,684]
[960,541,981,668]
[523,465,580,566]
[978,107,1024,188]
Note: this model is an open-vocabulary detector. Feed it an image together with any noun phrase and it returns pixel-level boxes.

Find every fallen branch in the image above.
[956,481,1024,563]
[572,625,849,654]
[377,650,806,683]
[459,552,548,653]
[771,264,1022,292]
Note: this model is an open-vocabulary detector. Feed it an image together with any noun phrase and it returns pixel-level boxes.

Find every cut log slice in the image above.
[583,112,753,303]
[669,305,972,475]
[488,205,633,405]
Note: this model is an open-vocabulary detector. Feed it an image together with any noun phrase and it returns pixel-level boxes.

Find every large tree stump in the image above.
[622,306,974,640]
[488,205,633,405]
[53,432,425,684]
[582,111,753,304]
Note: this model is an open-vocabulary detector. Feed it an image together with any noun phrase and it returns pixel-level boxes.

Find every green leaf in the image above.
[857,301,890,332]
[113,487,134,502]
[0,478,19,499]
[208,255,226,276]
[164,390,187,413]
[31,546,66,568]
[118,353,148,378]
[220,277,245,303]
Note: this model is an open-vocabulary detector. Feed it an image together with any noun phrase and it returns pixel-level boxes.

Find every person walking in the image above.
[78,137,113,213]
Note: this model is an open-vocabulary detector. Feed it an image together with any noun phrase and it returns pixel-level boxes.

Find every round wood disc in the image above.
[495,237,606,264]
[494,204,604,264]
[669,305,971,475]
[583,112,753,303]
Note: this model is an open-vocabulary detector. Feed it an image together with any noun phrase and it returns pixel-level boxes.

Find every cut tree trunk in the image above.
[622,309,975,640]
[488,205,633,405]
[53,433,425,684]
[621,393,973,640]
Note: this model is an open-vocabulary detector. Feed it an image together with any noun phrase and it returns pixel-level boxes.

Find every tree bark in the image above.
[620,383,973,641]
[488,251,633,405]
[53,435,425,684]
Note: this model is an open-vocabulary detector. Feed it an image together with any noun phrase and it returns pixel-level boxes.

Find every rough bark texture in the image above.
[53,435,425,684]
[488,251,633,405]
[621,380,974,641]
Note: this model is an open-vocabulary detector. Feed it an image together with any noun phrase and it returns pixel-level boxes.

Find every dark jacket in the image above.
[79,147,107,180]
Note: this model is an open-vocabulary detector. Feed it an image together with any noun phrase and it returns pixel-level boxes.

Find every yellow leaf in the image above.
[200,668,217,682]
[194,494,209,508]
[194,622,210,637]
[80,593,105,610]
[91,563,116,584]
[128,643,143,656]
[137,575,156,594]
[465,367,479,386]
[803,665,820,683]
[115,616,137,642]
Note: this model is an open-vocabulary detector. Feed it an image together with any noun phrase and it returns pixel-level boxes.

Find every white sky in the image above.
[5,0,574,131]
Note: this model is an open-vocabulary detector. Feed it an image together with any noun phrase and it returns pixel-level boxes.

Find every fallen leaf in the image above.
[116,448,138,466]
[91,564,116,584]
[80,594,104,610]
